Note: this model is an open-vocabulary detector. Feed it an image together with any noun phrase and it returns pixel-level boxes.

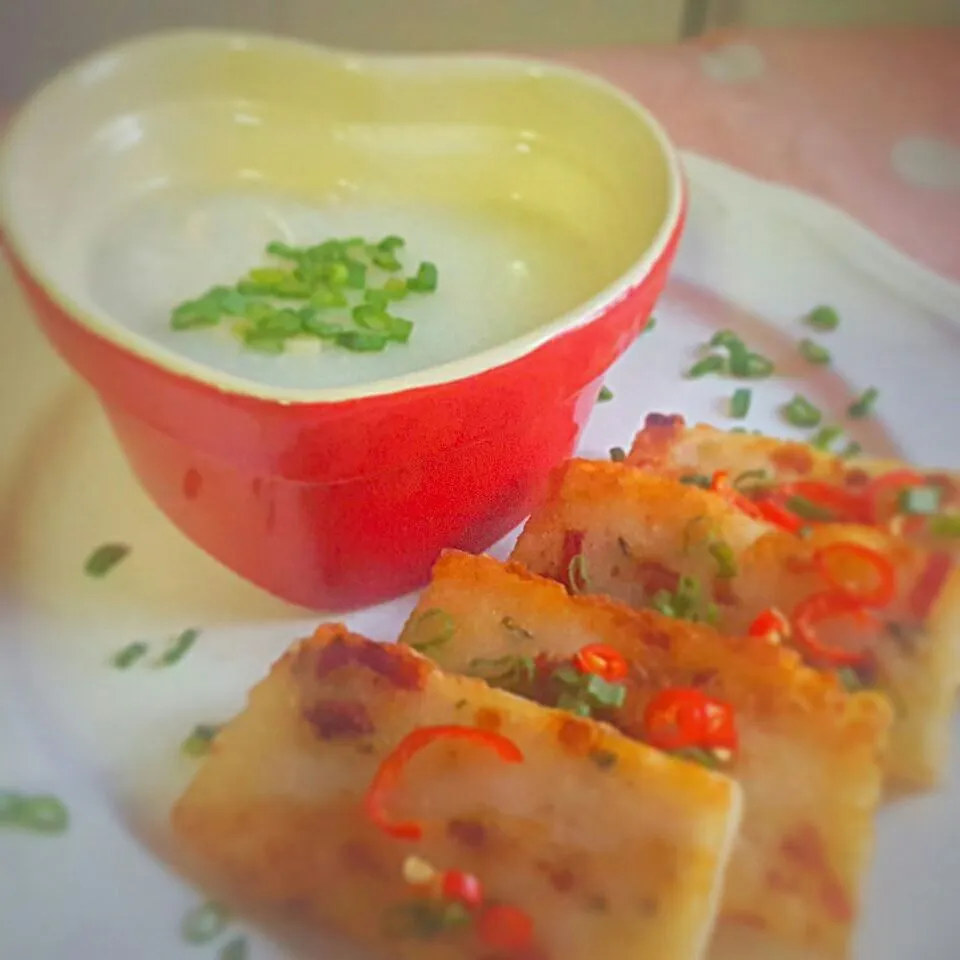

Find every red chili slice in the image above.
[441,869,484,909]
[747,608,791,644]
[778,481,867,524]
[710,471,765,521]
[476,903,535,951]
[791,592,875,668]
[814,542,897,608]
[753,497,805,534]
[643,688,738,754]
[864,470,927,524]
[908,550,953,621]
[572,643,629,682]
[364,726,523,840]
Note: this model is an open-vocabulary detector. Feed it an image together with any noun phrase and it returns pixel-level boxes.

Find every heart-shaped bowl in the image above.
[0,30,684,611]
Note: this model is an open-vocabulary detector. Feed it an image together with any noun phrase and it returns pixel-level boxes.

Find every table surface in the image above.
[553,25,960,284]
[2,26,959,283]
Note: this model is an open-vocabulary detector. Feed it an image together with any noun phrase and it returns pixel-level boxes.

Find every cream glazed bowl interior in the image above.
[0,30,685,609]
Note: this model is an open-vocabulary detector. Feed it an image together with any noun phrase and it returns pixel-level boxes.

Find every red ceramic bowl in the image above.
[0,31,685,611]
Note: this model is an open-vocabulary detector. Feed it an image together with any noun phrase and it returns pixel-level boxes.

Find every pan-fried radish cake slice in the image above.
[628,414,960,554]
[400,551,891,960]
[509,459,960,791]
[172,625,743,960]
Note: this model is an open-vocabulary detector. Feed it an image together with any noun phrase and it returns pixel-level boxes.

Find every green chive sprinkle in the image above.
[181,901,230,945]
[409,609,456,653]
[799,338,831,365]
[782,394,823,428]
[732,469,769,492]
[111,641,148,670]
[898,486,942,516]
[678,473,711,489]
[739,352,775,379]
[708,540,738,578]
[673,747,722,769]
[710,330,741,349]
[785,495,836,522]
[501,616,533,641]
[0,793,69,834]
[840,440,863,459]
[84,543,130,578]
[181,723,221,758]
[644,316,657,334]
[609,446,626,462]
[686,355,726,378]
[836,667,865,693]
[219,938,249,960]
[156,629,200,668]
[810,425,843,450]
[729,388,751,419]
[598,386,614,403]
[805,305,840,331]
[930,514,960,538]
[848,387,879,419]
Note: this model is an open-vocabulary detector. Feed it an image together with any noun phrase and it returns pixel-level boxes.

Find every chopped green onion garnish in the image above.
[598,386,614,403]
[408,261,438,293]
[708,540,738,578]
[732,468,769,491]
[181,723,221,758]
[805,305,840,331]
[643,316,657,334]
[219,937,249,960]
[157,628,199,667]
[84,542,130,578]
[111,641,148,669]
[344,259,367,289]
[799,338,831,365]
[582,674,627,709]
[379,235,405,252]
[266,240,301,260]
[848,387,879,419]
[836,666,866,693]
[383,277,408,300]
[567,553,592,595]
[609,446,626,462]
[810,425,843,450]
[336,330,389,352]
[738,352,775,379]
[898,486,942,516]
[710,330,741,349]
[841,440,863,459]
[782,394,823,428]
[468,655,536,690]
[181,901,230,945]
[409,609,456,653]
[930,514,960,538]
[729,388,751,419]
[686,354,726,378]
[785,495,836,522]
[0,793,69,834]
[679,473,711,489]
[673,747,722,769]
[382,900,471,939]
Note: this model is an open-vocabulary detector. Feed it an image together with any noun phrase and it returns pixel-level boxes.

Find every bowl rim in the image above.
[0,28,685,406]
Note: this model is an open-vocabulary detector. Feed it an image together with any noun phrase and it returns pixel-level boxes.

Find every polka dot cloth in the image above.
[551,27,960,282]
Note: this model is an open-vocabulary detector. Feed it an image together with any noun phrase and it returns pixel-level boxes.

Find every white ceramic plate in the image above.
[2,153,959,960]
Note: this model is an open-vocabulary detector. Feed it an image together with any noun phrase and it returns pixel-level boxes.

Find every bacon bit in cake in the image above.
[476,904,535,951]
[780,823,853,923]
[643,688,738,756]
[908,551,953,621]
[814,542,897,607]
[313,634,427,691]
[712,577,740,607]
[448,818,488,848]
[573,644,629,682]
[303,700,375,740]
[555,716,597,757]
[770,445,815,475]
[790,593,874,668]
[538,861,576,894]
[636,560,682,596]
[364,726,523,841]
[473,708,503,732]
[642,627,672,650]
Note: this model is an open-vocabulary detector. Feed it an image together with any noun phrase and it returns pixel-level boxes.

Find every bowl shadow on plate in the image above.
[0,379,312,627]
[665,281,902,459]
